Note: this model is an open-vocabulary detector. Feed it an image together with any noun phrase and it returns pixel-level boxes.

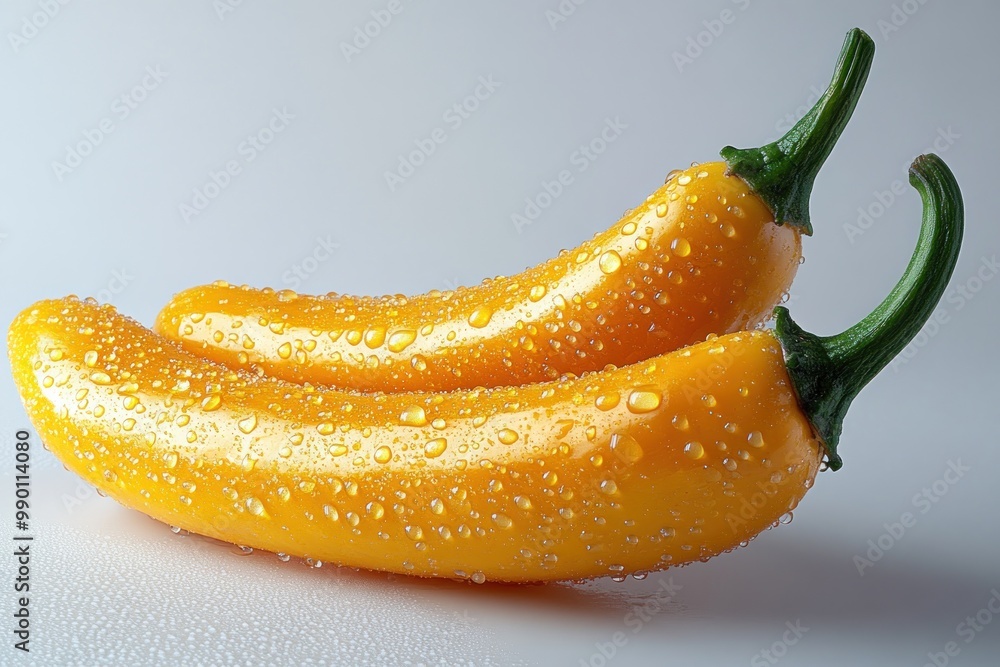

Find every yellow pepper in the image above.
[7,155,960,583]
[155,30,875,393]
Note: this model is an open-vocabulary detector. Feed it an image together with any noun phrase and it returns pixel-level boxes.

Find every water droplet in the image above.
[748,431,765,448]
[599,250,623,274]
[655,202,668,217]
[492,513,513,529]
[497,428,518,445]
[48,349,64,361]
[410,355,428,372]
[430,498,445,515]
[600,479,618,495]
[277,486,291,502]
[83,350,98,368]
[364,326,386,349]
[671,237,692,257]
[201,395,222,411]
[684,441,705,459]
[621,221,637,235]
[374,445,392,464]
[328,444,348,457]
[468,307,493,328]
[595,391,620,411]
[626,389,661,413]
[366,501,385,519]
[702,394,718,408]
[163,452,178,469]
[405,525,424,541]
[779,512,793,525]
[399,405,428,426]
[277,342,293,359]
[611,433,644,463]
[514,495,532,510]
[471,571,486,585]
[246,497,266,516]
[317,422,335,436]
[529,285,547,302]
[424,437,447,458]
[237,415,258,434]
[387,329,417,353]
[90,372,112,385]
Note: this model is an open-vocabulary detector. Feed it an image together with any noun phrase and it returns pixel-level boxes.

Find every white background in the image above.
[1,1,998,665]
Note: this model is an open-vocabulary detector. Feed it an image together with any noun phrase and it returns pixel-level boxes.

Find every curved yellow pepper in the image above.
[154,30,875,393]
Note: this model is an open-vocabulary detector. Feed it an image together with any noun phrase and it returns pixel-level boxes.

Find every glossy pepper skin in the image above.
[8,153,962,583]
[154,30,875,393]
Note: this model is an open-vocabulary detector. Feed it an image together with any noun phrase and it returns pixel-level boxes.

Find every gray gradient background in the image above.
[1,1,998,665]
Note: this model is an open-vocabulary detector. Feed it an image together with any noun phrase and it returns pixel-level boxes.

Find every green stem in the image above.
[720,28,876,235]
[775,154,964,470]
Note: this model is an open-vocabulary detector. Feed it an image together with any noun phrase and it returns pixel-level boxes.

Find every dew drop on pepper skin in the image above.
[599,250,623,274]
[399,405,428,426]
[683,441,705,460]
[201,395,222,411]
[246,497,266,516]
[671,237,692,258]
[364,327,386,349]
[374,445,392,464]
[610,433,644,463]
[387,330,417,353]
[595,392,620,411]
[237,415,257,434]
[424,438,447,458]
[497,428,518,445]
[277,342,293,359]
[90,372,112,385]
[626,390,661,413]
[468,307,493,328]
